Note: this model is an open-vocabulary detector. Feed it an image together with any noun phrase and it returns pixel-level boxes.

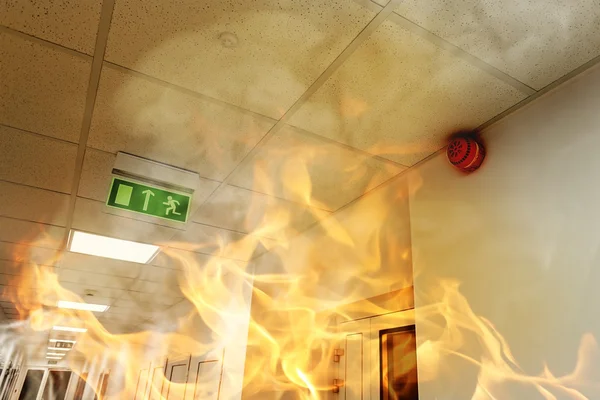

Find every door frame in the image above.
[335,308,415,400]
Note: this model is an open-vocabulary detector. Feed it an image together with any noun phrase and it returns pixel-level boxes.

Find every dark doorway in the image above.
[380,325,419,400]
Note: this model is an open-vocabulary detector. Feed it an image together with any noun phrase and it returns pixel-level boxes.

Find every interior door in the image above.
[183,353,222,400]
[335,309,416,400]
[337,318,370,400]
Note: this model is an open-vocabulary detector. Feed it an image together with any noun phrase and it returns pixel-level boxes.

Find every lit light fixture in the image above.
[46,356,62,360]
[52,326,87,333]
[47,352,65,356]
[49,339,77,344]
[68,230,160,264]
[57,300,109,313]
[48,347,72,351]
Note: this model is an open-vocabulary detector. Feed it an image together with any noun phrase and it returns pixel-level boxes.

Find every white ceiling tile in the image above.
[0,261,20,275]
[104,0,376,118]
[0,181,70,226]
[77,148,116,201]
[0,0,103,54]
[72,197,179,244]
[151,248,216,270]
[136,265,181,283]
[395,0,600,89]
[129,279,182,299]
[60,282,125,300]
[58,269,134,291]
[171,223,277,262]
[0,242,58,266]
[0,217,64,250]
[192,185,328,241]
[0,32,91,143]
[229,124,405,211]
[119,291,182,308]
[88,65,275,181]
[0,125,77,193]
[112,297,171,311]
[288,20,526,166]
[60,252,142,279]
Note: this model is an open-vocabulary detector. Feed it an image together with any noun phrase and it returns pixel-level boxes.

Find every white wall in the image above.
[408,63,600,399]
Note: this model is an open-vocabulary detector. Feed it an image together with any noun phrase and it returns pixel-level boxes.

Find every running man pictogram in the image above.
[163,196,181,216]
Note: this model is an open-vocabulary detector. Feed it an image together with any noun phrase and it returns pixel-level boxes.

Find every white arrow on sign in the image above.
[142,189,155,211]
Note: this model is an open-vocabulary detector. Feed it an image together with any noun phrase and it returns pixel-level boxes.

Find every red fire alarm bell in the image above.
[447,135,485,172]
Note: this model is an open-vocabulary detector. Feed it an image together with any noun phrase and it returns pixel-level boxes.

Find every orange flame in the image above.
[2,146,599,400]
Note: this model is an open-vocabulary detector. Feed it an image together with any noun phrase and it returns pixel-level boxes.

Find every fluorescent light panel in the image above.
[69,230,159,264]
[47,352,65,356]
[46,356,62,360]
[52,326,87,333]
[49,339,76,344]
[57,300,109,313]
[48,347,71,351]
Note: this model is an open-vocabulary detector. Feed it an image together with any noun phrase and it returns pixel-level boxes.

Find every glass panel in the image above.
[18,370,44,400]
[41,370,72,400]
[380,326,419,400]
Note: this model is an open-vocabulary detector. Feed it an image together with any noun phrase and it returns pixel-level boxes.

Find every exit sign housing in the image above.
[106,177,192,223]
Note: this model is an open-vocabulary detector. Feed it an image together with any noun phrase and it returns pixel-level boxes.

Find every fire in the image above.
[2,149,599,400]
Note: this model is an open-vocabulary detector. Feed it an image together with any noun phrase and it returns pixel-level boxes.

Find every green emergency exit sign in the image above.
[106,177,192,223]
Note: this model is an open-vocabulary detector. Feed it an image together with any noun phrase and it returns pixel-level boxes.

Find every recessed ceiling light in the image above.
[46,356,63,360]
[48,346,72,351]
[68,230,160,264]
[47,352,65,356]
[52,326,87,333]
[57,301,109,313]
[48,339,77,344]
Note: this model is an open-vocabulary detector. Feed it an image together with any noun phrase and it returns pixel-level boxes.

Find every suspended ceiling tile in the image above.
[111,297,171,311]
[71,197,179,244]
[104,0,376,119]
[88,65,275,181]
[0,242,58,267]
[129,278,182,299]
[288,20,526,166]
[78,147,220,222]
[0,0,103,54]
[0,181,70,226]
[0,261,20,275]
[60,281,125,300]
[61,252,166,281]
[58,269,134,291]
[0,217,64,250]
[77,149,116,201]
[395,0,600,89]
[229,124,405,211]
[120,291,182,308]
[151,248,238,271]
[0,32,91,143]
[192,185,328,241]
[0,126,77,193]
[171,223,277,262]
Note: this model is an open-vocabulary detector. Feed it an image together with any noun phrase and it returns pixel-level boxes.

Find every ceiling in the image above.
[1,0,600,356]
